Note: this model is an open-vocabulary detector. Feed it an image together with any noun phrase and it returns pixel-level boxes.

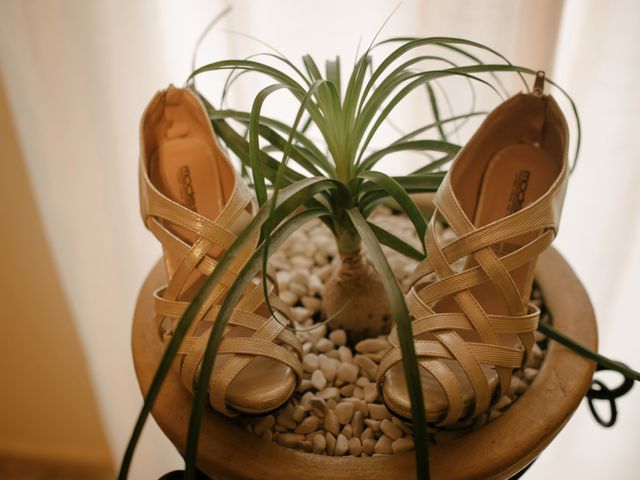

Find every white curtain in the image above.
[0,0,638,478]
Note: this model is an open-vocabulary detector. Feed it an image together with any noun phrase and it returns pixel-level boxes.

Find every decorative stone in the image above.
[392,436,414,454]
[349,437,362,456]
[295,416,320,434]
[329,329,347,346]
[340,384,355,396]
[523,368,538,382]
[280,290,298,306]
[278,433,304,448]
[335,402,354,425]
[354,355,377,380]
[361,427,374,441]
[303,353,320,372]
[337,363,359,384]
[374,435,393,454]
[380,419,403,440]
[320,356,339,382]
[301,295,322,311]
[334,434,349,456]
[310,397,328,417]
[312,433,326,454]
[325,432,336,455]
[311,370,327,390]
[363,419,380,432]
[253,415,275,436]
[351,410,364,437]
[363,383,378,402]
[292,405,306,422]
[355,338,387,353]
[368,403,392,420]
[362,438,376,455]
[324,410,339,436]
[317,387,340,400]
[338,346,353,363]
[316,338,334,353]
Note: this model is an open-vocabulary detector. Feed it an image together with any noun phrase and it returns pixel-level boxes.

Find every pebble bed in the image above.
[240,208,550,456]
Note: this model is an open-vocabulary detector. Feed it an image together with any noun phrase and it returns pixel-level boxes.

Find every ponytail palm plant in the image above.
[119,35,640,480]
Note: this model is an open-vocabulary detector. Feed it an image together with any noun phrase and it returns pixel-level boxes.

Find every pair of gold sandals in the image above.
[139,84,568,426]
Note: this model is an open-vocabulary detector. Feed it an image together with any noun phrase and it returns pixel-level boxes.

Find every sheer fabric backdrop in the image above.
[0,0,638,477]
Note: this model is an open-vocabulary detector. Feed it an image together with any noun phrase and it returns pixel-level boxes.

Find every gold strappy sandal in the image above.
[377,79,569,426]
[139,86,303,416]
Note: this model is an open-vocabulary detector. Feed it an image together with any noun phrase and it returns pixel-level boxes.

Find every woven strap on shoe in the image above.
[377,174,563,426]
[140,166,303,416]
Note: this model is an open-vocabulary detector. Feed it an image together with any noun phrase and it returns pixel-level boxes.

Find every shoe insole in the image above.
[383,143,559,422]
[150,116,295,414]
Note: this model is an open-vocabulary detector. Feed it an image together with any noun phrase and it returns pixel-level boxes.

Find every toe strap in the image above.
[377,308,536,426]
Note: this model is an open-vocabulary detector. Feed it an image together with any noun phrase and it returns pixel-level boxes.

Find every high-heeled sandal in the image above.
[377,77,569,426]
[139,85,303,416]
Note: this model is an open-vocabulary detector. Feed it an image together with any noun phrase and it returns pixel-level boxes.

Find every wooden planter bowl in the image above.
[132,247,597,479]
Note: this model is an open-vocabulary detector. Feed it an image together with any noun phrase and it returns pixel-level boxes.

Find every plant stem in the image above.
[538,322,640,382]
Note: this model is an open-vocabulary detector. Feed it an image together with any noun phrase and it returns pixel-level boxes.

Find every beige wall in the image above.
[0,80,113,477]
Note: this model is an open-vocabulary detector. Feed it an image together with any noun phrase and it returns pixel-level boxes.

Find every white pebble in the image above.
[318,387,340,400]
[316,338,334,353]
[311,370,327,390]
[374,435,393,454]
[310,396,328,417]
[277,406,296,429]
[280,290,298,306]
[355,338,387,353]
[368,403,391,420]
[337,363,359,384]
[290,271,308,285]
[334,434,349,456]
[338,346,353,363]
[278,433,304,448]
[494,396,512,410]
[290,282,307,297]
[312,433,326,454]
[380,419,403,440]
[329,329,347,346]
[351,410,364,437]
[354,355,378,380]
[316,264,333,282]
[363,383,378,402]
[392,436,414,453]
[335,402,355,424]
[292,307,313,322]
[326,432,336,455]
[308,274,325,295]
[508,376,527,396]
[523,368,538,382]
[362,438,376,455]
[295,416,320,434]
[301,296,322,311]
[349,437,362,456]
[253,415,275,436]
[292,405,306,422]
[297,379,313,393]
[324,409,340,435]
[340,384,355,396]
[309,323,327,342]
[320,356,339,382]
[303,353,320,372]
[356,376,370,387]
[361,427,374,441]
